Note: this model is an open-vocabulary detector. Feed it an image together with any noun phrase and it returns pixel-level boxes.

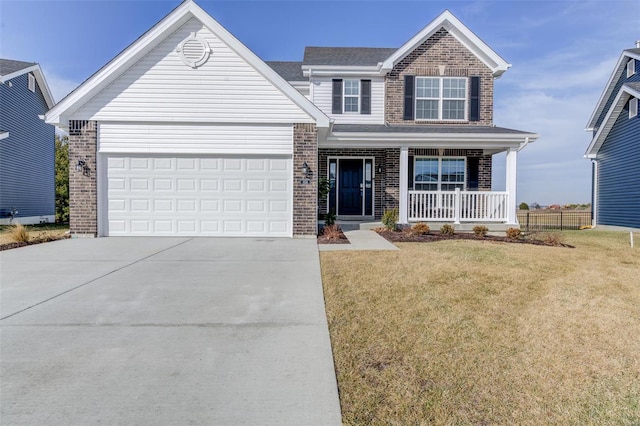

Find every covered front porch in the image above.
[319,124,538,227]
[401,147,519,225]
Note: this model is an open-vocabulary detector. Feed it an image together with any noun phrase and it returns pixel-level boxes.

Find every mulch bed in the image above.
[0,235,70,252]
[317,227,350,244]
[376,229,575,248]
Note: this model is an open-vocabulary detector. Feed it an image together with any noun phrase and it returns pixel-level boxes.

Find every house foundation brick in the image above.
[293,123,318,236]
[68,120,98,236]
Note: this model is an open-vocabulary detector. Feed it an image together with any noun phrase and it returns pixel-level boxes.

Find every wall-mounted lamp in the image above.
[76,159,91,177]
[377,165,384,174]
[301,161,312,178]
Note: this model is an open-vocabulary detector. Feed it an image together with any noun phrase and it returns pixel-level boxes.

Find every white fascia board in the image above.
[45,2,195,127]
[586,50,640,131]
[323,131,537,148]
[0,131,9,140]
[380,10,510,77]
[302,65,382,77]
[0,64,55,108]
[0,64,38,83]
[46,0,330,128]
[585,84,640,157]
[191,3,330,128]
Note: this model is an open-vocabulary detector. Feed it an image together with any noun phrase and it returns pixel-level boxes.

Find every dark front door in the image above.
[338,159,363,215]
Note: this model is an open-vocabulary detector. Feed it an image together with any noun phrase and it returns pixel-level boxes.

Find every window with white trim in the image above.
[416,77,466,120]
[343,79,360,113]
[627,58,636,78]
[630,97,638,119]
[414,157,466,191]
[28,73,35,92]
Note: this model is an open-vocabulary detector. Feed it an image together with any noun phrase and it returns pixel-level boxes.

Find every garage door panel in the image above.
[106,155,291,237]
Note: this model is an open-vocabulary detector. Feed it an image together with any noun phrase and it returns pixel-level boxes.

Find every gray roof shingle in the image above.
[265,61,305,81]
[303,47,397,66]
[624,48,640,55]
[0,58,36,77]
[332,124,535,135]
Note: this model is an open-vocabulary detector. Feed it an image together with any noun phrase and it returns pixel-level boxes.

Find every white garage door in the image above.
[105,155,292,237]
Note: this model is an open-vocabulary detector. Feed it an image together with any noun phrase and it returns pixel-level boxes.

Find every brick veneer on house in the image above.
[386,28,494,126]
[68,120,98,236]
[293,123,318,236]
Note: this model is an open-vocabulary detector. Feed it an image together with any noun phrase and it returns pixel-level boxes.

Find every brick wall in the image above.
[386,28,494,126]
[68,120,98,236]
[293,123,318,236]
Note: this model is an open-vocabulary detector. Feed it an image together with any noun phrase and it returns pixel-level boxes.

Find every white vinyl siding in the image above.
[105,155,292,237]
[311,76,384,124]
[73,18,312,124]
[99,123,293,155]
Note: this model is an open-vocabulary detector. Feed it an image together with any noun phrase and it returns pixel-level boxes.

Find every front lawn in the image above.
[320,231,640,424]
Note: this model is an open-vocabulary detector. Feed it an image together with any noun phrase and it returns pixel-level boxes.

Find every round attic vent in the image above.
[176,32,211,68]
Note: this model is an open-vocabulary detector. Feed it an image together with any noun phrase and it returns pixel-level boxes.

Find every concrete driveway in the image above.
[1,237,341,425]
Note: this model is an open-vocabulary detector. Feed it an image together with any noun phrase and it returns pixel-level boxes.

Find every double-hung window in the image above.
[415,77,466,120]
[344,79,360,113]
[414,157,466,191]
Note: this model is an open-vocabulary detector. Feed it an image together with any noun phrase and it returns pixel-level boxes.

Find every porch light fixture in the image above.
[76,159,90,177]
[301,162,312,178]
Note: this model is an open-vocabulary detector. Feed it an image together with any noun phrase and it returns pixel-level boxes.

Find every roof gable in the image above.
[381,10,510,77]
[46,0,329,127]
[585,82,640,157]
[0,59,55,108]
[586,49,640,131]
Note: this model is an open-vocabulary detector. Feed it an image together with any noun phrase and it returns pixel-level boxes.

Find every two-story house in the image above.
[585,43,640,229]
[0,59,56,225]
[46,0,537,238]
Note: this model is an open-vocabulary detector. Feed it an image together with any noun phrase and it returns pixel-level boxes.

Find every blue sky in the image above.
[1,0,639,205]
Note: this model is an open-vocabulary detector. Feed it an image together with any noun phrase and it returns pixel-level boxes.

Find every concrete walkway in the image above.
[1,237,341,425]
[319,224,399,251]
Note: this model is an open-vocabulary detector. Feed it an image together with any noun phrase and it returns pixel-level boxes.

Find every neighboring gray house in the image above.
[46,0,537,238]
[0,59,56,225]
[585,44,640,229]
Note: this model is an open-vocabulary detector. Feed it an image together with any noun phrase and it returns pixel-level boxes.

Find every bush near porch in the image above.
[320,231,640,424]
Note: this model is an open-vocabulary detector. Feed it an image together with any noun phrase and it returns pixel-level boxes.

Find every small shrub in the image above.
[324,210,336,227]
[506,227,522,240]
[381,208,399,231]
[411,222,430,235]
[473,225,488,238]
[8,223,30,243]
[323,224,343,240]
[440,224,455,235]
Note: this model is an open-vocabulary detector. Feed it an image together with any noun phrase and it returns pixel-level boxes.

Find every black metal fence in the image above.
[517,210,592,232]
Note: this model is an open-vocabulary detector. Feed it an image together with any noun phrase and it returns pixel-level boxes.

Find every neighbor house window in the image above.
[627,58,636,78]
[415,77,466,120]
[414,157,466,191]
[28,73,35,92]
[630,97,638,119]
[344,79,360,113]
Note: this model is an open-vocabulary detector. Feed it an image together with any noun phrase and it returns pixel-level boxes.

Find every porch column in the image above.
[399,146,409,224]
[505,147,518,225]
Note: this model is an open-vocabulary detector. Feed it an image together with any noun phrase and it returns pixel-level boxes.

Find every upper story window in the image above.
[630,97,638,119]
[332,79,371,115]
[415,77,466,121]
[627,58,636,78]
[414,157,466,191]
[28,73,36,92]
[344,80,360,113]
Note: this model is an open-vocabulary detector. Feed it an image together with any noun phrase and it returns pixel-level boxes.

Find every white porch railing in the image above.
[408,189,509,223]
